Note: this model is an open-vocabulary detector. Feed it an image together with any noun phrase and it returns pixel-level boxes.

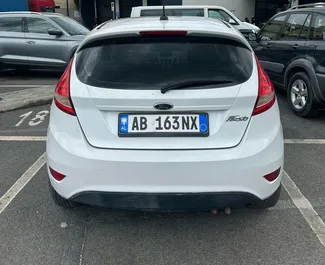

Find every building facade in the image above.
[54,0,80,19]
[76,0,321,29]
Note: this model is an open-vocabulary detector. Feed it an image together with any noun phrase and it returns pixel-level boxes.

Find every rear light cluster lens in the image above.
[252,55,275,116]
[49,167,66,181]
[54,57,76,116]
[263,167,281,182]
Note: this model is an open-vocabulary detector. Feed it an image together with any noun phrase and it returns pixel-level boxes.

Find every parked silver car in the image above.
[0,12,89,72]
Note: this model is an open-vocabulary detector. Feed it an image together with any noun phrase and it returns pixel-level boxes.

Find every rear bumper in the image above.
[70,188,280,211]
[47,102,284,207]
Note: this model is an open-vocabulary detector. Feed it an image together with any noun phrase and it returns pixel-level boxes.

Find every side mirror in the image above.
[248,32,257,41]
[48,28,63,36]
[228,18,236,25]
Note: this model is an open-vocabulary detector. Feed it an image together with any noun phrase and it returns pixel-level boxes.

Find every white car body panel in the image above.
[240,21,260,31]
[47,101,283,200]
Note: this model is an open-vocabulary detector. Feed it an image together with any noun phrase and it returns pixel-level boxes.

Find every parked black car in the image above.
[249,3,325,117]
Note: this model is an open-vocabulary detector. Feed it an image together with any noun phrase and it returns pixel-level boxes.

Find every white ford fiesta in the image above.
[47,15,284,211]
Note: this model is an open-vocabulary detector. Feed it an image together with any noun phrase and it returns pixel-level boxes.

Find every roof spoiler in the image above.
[76,30,252,53]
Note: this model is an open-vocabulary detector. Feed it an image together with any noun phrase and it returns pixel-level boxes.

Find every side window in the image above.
[27,17,54,34]
[281,13,309,40]
[259,15,287,41]
[310,14,325,40]
[0,17,23,32]
[300,14,311,39]
[208,9,233,22]
[140,9,204,17]
[174,9,204,17]
[140,9,173,16]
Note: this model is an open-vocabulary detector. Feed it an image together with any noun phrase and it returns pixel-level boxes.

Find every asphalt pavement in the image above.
[1,92,325,265]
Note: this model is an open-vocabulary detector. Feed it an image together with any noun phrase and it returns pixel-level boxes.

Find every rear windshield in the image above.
[140,9,204,17]
[76,36,253,89]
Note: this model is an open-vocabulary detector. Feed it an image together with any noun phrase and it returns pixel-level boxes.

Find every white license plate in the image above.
[118,113,209,137]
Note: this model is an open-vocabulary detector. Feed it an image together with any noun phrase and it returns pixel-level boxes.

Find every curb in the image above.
[0,97,53,113]
[0,86,54,113]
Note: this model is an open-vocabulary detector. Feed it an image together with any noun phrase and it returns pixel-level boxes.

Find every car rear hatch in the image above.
[70,31,257,150]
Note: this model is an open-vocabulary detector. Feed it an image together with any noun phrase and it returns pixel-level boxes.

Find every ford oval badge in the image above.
[154,103,173,110]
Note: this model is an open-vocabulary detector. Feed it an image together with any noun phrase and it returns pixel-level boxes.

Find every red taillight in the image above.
[139,30,188,36]
[252,55,275,116]
[54,57,76,116]
[263,167,281,182]
[49,167,66,181]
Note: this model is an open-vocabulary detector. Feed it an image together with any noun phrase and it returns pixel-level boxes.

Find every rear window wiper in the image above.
[160,79,234,94]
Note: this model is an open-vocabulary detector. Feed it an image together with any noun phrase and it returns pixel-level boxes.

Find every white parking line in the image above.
[282,170,325,247]
[0,153,46,214]
[284,139,325,144]
[0,136,47,141]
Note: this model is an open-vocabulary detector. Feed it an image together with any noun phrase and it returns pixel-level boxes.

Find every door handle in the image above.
[266,42,272,48]
[292,44,300,49]
[27,41,36,44]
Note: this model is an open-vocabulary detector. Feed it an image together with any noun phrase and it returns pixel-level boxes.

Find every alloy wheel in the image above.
[290,79,308,110]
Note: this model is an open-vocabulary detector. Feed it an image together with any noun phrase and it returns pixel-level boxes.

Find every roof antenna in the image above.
[160,0,168,20]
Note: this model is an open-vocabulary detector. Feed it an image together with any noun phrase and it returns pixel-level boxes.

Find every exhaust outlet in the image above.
[211,209,218,215]
[224,207,231,215]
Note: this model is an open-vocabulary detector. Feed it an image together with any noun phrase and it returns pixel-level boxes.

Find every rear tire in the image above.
[252,185,281,209]
[49,183,76,208]
[287,72,318,117]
